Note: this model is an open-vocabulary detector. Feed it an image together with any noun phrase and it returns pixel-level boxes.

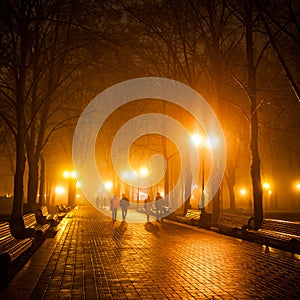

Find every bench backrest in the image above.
[22,213,37,228]
[262,219,300,236]
[186,209,201,218]
[218,213,250,227]
[57,205,66,212]
[0,222,14,243]
[40,206,49,217]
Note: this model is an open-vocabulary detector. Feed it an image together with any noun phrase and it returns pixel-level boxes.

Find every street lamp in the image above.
[134,166,149,211]
[262,181,271,211]
[191,133,207,213]
[63,170,77,208]
[104,181,113,191]
[240,188,252,213]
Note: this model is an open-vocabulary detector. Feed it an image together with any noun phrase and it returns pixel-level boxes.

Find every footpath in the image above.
[1,204,300,299]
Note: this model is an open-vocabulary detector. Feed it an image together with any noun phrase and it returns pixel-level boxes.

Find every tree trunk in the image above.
[228,182,236,210]
[184,154,192,214]
[245,0,263,230]
[11,14,28,221]
[39,154,45,206]
[26,141,39,211]
[11,128,26,220]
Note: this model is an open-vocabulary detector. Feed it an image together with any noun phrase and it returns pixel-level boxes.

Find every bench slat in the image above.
[36,206,58,225]
[177,209,201,226]
[0,222,33,268]
[19,213,50,238]
[246,218,300,253]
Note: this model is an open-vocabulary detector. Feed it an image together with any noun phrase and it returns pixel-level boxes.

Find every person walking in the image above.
[110,194,120,221]
[120,193,130,222]
[95,195,100,208]
[144,195,152,222]
[155,192,164,222]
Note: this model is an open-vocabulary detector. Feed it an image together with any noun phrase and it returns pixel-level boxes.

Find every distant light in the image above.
[191,133,203,147]
[133,166,150,177]
[55,186,66,195]
[104,181,113,191]
[63,171,70,178]
[295,182,300,191]
[240,188,247,196]
[263,182,270,190]
[268,190,272,195]
[71,170,78,178]
[63,170,77,178]
[207,136,219,149]
[139,166,149,177]
[76,181,82,188]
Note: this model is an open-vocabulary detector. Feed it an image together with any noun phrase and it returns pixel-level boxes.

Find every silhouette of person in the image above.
[120,193,130,222]
[144,195,152,222]
[155,192,163,222]
[110,194,120,221]
[96,195,100,208]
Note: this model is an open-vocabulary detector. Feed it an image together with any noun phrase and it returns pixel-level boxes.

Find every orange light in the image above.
[104,181,113,191]
[191,133,204,147]
[55,186,66,195]
[263,182,270,190]
[240,188,247,196]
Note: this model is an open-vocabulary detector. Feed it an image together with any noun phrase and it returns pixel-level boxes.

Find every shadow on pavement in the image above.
[144,222,161,238]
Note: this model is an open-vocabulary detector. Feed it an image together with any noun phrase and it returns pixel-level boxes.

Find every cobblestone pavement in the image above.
[2,204,300,300]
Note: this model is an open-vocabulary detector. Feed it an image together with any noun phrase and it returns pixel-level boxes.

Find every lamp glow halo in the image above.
[72,77,226,223]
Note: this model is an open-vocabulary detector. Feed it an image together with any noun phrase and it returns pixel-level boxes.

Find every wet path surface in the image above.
[1,205,300,299]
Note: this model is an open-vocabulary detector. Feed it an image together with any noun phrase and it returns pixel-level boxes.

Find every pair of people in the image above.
[110,194,130,221]
[144,192,164,222]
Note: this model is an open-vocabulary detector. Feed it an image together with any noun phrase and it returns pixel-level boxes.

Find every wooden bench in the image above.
[36,206,58,225]
[162,206,171,214]
[13,213,50,239]
[217,213,252,236]
[62,204,71,212]
[246,219,300,253]
[0,222,33,271]
[177,209,201,226]
[56,205,68,218]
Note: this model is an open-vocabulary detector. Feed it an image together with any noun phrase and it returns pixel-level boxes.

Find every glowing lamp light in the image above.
[133,166,150,178]
[295,182,300,191]
[139,166,149,177]
[263,182,270,190]
[55,186,66,195]
[63,170,77,179]
[76,181,82,188]
[191,133,205,147]
[240,188,247,196]
[208,136,219,149]
[104,181,113,191]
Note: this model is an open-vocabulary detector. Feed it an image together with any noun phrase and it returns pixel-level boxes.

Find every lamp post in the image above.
[191,134,206,213]
[295,182,300,209]
[134,166,149,211]
[262,181,271,211]
[63,170,77,208]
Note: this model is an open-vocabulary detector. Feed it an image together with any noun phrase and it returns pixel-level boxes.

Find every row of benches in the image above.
[177,209,300,254]
[0,206,68,272]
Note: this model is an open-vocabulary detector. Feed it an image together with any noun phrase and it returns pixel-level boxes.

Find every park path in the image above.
[1,204,300,299]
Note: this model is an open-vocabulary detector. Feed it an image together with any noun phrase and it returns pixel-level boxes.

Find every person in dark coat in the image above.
[120,193,130,222]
